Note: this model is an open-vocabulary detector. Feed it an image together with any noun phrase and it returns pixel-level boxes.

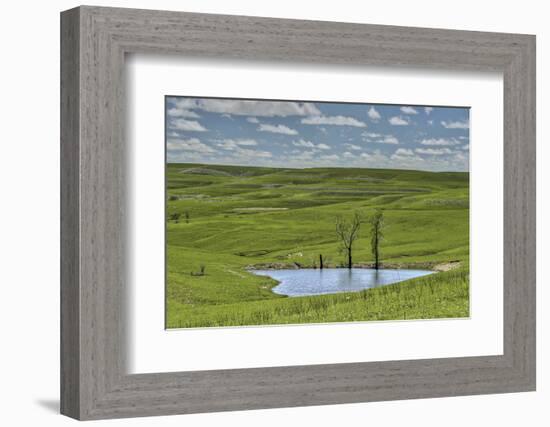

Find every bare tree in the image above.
[335,211,363,269]
[369,210,384,269]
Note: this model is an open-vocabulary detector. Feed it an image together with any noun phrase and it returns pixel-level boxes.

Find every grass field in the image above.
[166,163,470,328]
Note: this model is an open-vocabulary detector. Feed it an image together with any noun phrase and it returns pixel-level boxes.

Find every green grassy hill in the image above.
[166,163,469,328]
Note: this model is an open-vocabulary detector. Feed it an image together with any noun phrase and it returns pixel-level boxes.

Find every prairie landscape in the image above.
[166,163,469,328]
[165,96,470,328]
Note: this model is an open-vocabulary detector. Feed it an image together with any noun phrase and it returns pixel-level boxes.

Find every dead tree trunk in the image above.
[335,212,363,269]
[369,210,384,270]
[319,254,324,270]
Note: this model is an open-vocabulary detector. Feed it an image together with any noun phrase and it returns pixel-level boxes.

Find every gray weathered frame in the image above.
[60,5,536,421]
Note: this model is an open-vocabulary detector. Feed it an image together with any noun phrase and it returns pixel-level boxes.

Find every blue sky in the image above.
[166,97,469,172]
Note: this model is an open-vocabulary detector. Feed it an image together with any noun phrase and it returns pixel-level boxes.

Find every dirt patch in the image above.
[246,262,300,270]
[433,260,462,272]
[247,260,462,271]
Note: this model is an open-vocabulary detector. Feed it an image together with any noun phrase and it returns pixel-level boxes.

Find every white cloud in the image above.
[367,106,381,121]
[400,106,418,115]
[362,132,399,144]
[216,138,258,150]
[380,135,399,144]
[345,143,362,151]
[388,116,410,126]
[391,148,424,162]
[320,154,339,161]
[359,150,390,163]
[291,151,316,161]
[415,147,453,155]
[216,141,237,151]
[420,138,460,146]
[236,148,272,158]
[394,148,414,156]
[167,137,215,154]
[236,139,258,146]
[213,138,272,159]
[170,98,321,117]
[301,115,367,127]
[461,144,470,151]
[292,139,315,148]
[167,108,200,118]
[362,132,382,138]
[292,139,330,150]
[169,119,207,132]
[258,123,299,135]
[424,107,433,115]
[427,120,434,126]
[246,117,259,123]
[441,120,469,129]
[270,145,466,171]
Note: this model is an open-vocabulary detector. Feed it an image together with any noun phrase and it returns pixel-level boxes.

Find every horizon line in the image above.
[166,160,469,174]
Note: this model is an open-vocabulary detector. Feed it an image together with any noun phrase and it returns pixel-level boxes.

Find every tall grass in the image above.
[167,268,469,328]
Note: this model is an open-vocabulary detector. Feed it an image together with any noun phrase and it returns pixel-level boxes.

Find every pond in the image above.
[250,268,435,297]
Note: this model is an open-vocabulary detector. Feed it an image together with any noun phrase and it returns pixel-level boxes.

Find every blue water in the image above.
[250,268,435,297]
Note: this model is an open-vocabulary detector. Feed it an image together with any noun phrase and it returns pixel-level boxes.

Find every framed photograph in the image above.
[61,6,536,420]
[163,95,471,330]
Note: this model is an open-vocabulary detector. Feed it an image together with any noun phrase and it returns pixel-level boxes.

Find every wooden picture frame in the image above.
[60,5,536,420]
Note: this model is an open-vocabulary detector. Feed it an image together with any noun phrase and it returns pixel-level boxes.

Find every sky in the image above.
[165,97,470,172]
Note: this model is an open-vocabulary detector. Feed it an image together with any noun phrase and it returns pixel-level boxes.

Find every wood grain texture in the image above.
[60,5,536,420]
[60,7,80,419]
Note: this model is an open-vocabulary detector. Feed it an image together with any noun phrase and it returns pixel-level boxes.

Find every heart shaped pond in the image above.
[250,268,435,297]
